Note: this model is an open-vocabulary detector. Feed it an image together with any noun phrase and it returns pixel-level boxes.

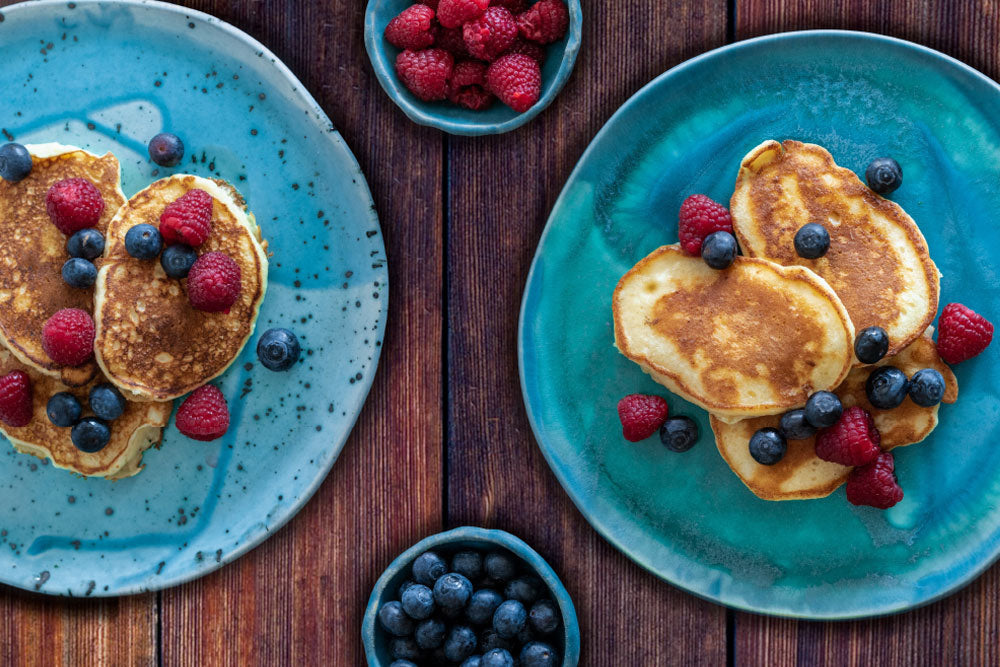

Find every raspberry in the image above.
[814,406,881,467]
[846,451,904,509]
[0,370,32,427]
[491,0,526,12]
[448,60,495,110]
[396,48,454,102]
[384,4,436,51]
[436,0,488,29]
[159,189,214,247]
[936,303,994,364]
[487,53,541,113]
[677,194,734,256]
[463,7,518,61]
[42,308,95,367]
[418,0,439,8]
[617,394,669,442]
[175,385,230,441]
[45,178,105,235]
[516,0,569,45]
[187,251,242,313]
[504,37,547,65]
[434,24,470,58]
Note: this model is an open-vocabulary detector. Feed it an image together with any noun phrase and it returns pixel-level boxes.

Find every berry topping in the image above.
[175,384,230,441]
[846,451,903,509]
[434,24,470,58]
[413,551,448,585]
[437,0,488,28]
[0,370,32,427]
[492,600,526,638]
[854,326,889,364]
[748,427,787,465]
[160,243,198,279]
[379,600,415,637]
[124,223,163,260]
[62,257,97,289]
[385,4,437,51]
[46,178,105,235]
[908,368,946,407]
[159,189,214,247]
[936,303,993,364]
[659,415,698,452]
[528,599,559,635]
[66,228,105,260]
[865,365,909,410]
[487,53,541,112]
[793,222,830,259]
[520,641,558,667]
[401,583,436,620]
[617,393,669,442]
[0,143,32,182]
[187,251,242,313]
[443,625,478,662]
[804,390,843,428]
[449,60,495,110]
[147,133,185,167]
[434,572,474,609]
[701,230,738,270]
[89,383,126,422]
[516,0,569,44]
[865,157,902,195]
[677,194,734,256]
[503,37,547,65]
[47,392,81,427]
[814,405,881,467]
[464,7,518,61]
[396,48,455,101]
[779,409,816,440]
[42,308,95,367]
[71,417,111,453]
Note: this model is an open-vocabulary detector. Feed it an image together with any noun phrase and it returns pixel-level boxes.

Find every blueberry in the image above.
[866,366,910,410]
[854,326,889,364]
[492,600,526,638]
[779,409,816,440]
[70,417,111,453]
[433,572,473,609]
[516,624,535,645]
[256,328,301,372]
[460,657,484,667]
[701,230,738,270]
[466,588,504,626]
[443,625,478,662]
[66,229,105,260]
[412,550,447,586]
[504,575,542,605]
[124,224,162,260]
[804,391,843,428]
[520,641,559,667]
[414,617,447,650]
[749,427,787,465]
[483,551,517,582]
[400,583,435,620]
[388,636,422,661]
[46,392,81,427]
[397,579,416,599]
[451,550,483,581]
[908,368,946,407]
[793,223,830,259]
[378,601,414,637]
[440,603,464,620]
[479,628,515,654]
[528,599,560,635]
[481,648,515,667]
[659,415,699,452]
[62,258,97,288]
[160,243,198,279]
[0,143,32,182]
[389,661,419,667]
[89,383,126,422]
[866,157,902,194]
[148,132,185,167]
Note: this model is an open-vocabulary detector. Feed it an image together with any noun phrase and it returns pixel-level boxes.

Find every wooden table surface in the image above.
[1,0,999,664]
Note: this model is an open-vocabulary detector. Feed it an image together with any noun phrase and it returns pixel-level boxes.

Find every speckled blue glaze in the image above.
[0,0,387,596]
[362,527,580,666]
[364,0,582,136]
[519,31,1000,618]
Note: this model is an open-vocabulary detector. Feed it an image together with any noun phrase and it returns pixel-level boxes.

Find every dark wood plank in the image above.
[446,2,729,664]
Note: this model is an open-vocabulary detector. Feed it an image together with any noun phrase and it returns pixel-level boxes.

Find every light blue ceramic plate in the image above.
[0,0,387,596]
[519,31,1000,619]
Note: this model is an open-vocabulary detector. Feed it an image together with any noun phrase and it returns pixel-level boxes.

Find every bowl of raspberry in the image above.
[365,0,582,135]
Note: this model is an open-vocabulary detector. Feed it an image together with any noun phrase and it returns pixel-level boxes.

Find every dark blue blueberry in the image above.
[793,223,830,259]
[46,392,81,427]
[0,143,32,182]
[451,550,483,581]
[66,229,105,260]
[520,641,559,667]
[528,599,560,635]
[70,417,111,453]
[388,636,421,661]
[412,551,447,586]
[479,628,514,654]
[160,243,197,279]
[779,409,816,441]
[148,132,185,167]
[89,383,126,422]
[504,576,542,605]
[854,326,889,364]
[481,648,515,667]
[908,368,946,407]
[866,366,909,410]
[866,157,902,194]
[414,617,447,650]
[483,551,517,582]
[378,601,414,637]
[433,572,473,609]
[397,579,416,600]
[701,230,738,270]
[460,656,484,667]
[124,224,162,260]
[256,328,301,372]
[492,600,526,639]
[466,588,504,626]
[62,258,97,288]
[389,661,419,667]
[659,415,699,452]
[804,391,843,428]
[443,625,478,662]
[400,583,435,620]
[749,428,787,466]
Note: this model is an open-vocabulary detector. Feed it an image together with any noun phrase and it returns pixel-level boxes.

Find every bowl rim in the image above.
[363,0,583,136]
[362,526,581,665]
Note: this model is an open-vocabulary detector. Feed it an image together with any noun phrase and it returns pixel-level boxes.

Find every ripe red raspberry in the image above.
[814,406,881,467]
[846,451,904,509]
[434,23,470,58]
[384,4,436,51]
[504,37,547,65]
[159,189,214,247]
[0,370,33,427]
[45,178,105,235]
[187,251,242,313]
[396,48,454,101]
[486,53,541,113]
[175,384,230,441]
[516,0,569,44]
[436,0,488,29]
[491,0,526,12]
[42,308,95,367]
[617,394,669,442]
[936,303,994,364]
[463,7,518,61]
[448,60,495,110]
[677,194,734,256]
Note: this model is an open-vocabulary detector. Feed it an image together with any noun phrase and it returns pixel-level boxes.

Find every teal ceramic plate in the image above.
[519,31,1000,619]
[0,0,387,596]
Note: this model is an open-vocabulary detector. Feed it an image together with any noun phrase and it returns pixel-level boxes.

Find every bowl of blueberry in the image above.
[362,526,580,666]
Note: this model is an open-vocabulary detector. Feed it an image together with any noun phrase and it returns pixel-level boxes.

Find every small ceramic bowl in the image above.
[364,0,583,135]
[362,526,581,665]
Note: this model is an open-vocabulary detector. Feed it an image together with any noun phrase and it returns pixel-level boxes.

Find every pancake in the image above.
[94,175,268,402]
[0,347,170,479]
[0,143,126,386]
[730,140,940,359]
[613,244,855,422]
[711,333,957,501]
